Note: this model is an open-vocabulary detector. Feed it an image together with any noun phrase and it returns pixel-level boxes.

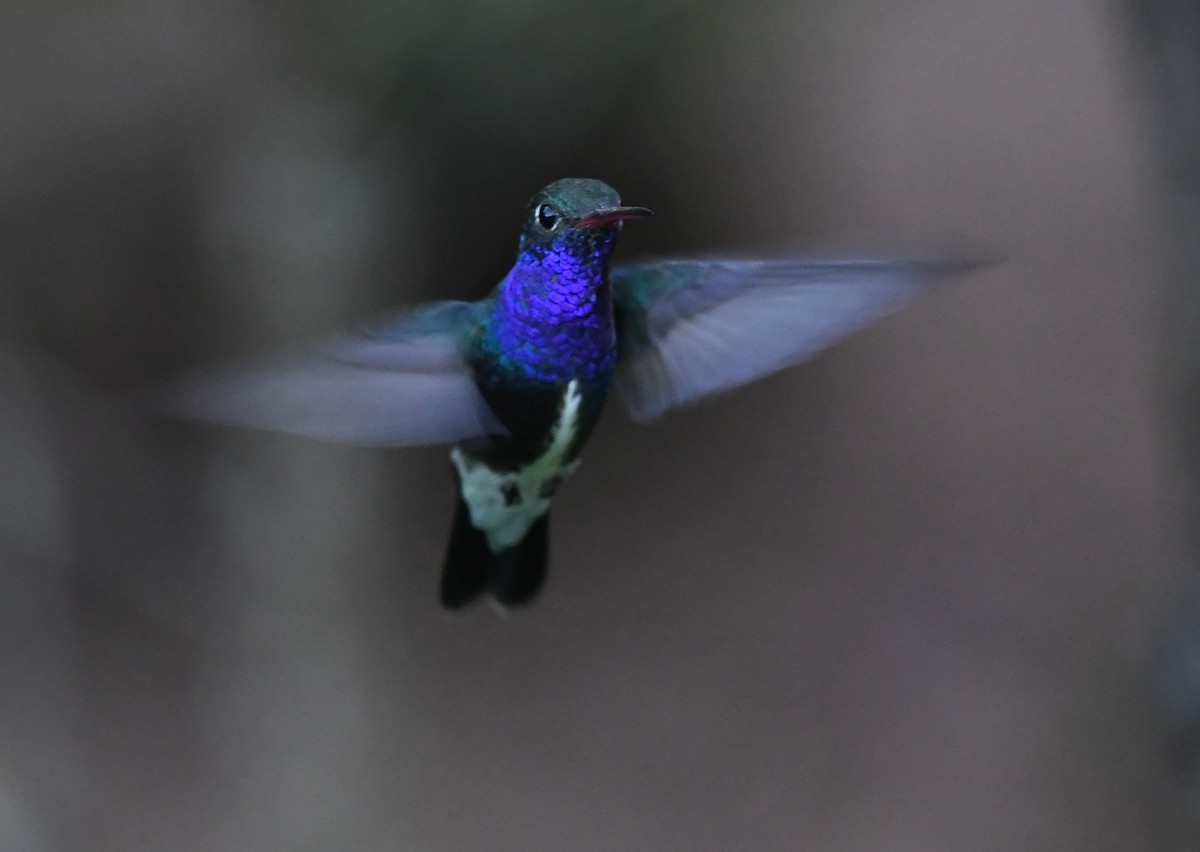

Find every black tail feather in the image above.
[439,498,490,609]
[440,501,551,610]
[488,512,549,608]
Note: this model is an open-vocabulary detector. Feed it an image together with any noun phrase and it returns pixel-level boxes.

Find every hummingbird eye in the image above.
[535,203,559,231]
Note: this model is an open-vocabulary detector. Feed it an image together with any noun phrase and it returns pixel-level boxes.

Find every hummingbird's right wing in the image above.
[159,301,505,446]
[612,258,980,422]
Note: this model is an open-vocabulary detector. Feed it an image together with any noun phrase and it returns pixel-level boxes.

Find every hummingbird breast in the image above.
[490,264,617,382]
[472,253,618,460]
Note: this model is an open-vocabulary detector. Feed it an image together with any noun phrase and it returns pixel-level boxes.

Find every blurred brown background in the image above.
[0,0,1194,849]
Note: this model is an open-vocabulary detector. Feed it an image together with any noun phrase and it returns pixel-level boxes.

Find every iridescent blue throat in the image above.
[486,228,619,384]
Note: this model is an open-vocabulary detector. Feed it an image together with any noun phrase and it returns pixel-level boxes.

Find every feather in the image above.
[612,258,983,421]
[159,300,505,446]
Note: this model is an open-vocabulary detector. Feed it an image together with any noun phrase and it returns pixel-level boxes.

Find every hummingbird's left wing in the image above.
[611,258,979,422]
[160,300,505,446]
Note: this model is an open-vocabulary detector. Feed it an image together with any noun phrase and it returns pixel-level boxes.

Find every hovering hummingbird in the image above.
[169,178,979,609]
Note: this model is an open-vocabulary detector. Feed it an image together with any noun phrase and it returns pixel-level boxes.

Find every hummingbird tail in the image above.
[440,497,491,609]
[488,512,549,608]
[439,499,551,609]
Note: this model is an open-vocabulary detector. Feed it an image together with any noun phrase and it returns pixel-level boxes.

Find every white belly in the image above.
[451,379,583,552]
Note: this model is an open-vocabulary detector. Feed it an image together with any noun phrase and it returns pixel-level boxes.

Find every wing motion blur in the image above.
[612,258,981,421]
[160,300,504,446]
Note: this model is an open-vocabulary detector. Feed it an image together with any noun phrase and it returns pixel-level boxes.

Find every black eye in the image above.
[536,203,559,231]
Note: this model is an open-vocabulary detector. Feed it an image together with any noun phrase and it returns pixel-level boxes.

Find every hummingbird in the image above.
[168,178,980,609]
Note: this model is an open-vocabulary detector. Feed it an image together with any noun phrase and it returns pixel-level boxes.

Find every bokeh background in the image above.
[1,0,1197,849]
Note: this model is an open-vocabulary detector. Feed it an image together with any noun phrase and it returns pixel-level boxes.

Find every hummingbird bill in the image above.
[166,178,983,609]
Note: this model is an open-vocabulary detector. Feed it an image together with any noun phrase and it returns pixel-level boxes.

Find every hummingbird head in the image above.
[494,179,652,381]
[517,178,652,266]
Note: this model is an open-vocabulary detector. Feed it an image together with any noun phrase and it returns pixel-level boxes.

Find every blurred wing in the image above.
[161,300,504,446]
[613,258,977,421]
